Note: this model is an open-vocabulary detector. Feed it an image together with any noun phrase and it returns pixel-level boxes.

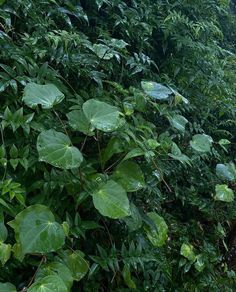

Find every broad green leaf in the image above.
[169,143,190,165]
[92,44,114,60]
[23,83,64,109]
[9,205,65,255]
[66,110,94,136]
[0,283,16,292]
[141,81,172,101]
[101,137,123,165]
[145,212,168,247]
[58,250,89,281]
[122,264,136,289]
[28,275,68,292]
[113,161,145,192]
[169,115,188,132]
[180,243,196,261]
[194,254,205,272]
[36,261,73,289]
[0,242,11,265]
[91,180,131,219]
[190,134,213,153]
[83,99,122,132]
[121,148,144,162]
[37,130,83,169]
[123,203,142,231]
[214,184,234,202]
[216,163,236,181]
[0,212,8,242]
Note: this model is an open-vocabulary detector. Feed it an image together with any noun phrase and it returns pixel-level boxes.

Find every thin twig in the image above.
[27,255,46,289]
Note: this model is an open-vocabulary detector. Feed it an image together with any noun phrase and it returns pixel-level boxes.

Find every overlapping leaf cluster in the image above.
[0,0,236,291]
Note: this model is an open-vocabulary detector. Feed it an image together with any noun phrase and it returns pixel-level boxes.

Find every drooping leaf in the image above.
[180,243,196,261]
[28,275,68,292]
[214,184,234,202]
[141,81,172,101]
[8,205,65,255]
[145,212,168,247]
[122,264,136,289]
[83,99,122,132]
[190,134,213,153]
[58,250,89,281]
[91,180,131,219]
[113,161,145,192]
[37,130,83,169]
[169,115,188,132]
[216,163,236,181]
[0,283,16,292]
[66,110,94,136]
[23,83,64,109]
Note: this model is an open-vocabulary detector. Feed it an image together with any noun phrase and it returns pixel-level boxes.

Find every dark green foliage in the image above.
[0,0,236,291]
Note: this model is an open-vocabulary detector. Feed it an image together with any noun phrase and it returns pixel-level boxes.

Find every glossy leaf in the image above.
[141,81,172,101]
[28,275,68,292]
[169,115,188,132]
[37,130,83,169]
[9,205,65,255]
[113,161,145,192]
[67,110,94,136]
[145,212,168,247]
[190,134,213,153]
[214,184,234,202]
[180,243,196,261]
[216,163,236,181]
[23,83,64,109]
[83,99,122,132]
[91,180,131,219]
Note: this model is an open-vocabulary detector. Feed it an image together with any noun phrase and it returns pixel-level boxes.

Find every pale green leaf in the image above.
[141,81,172,101]
[0,283,16,292]
[169,115,188,132]
[214,184,234,202]
[92,44,114,60]
[180,243,196,261]
[145,212,168,247]
[66,110,94,136]
[0,242,11,265]
[8,205,65,255]
[83,99,122,132]
[122,264,136,289]
[190,134,213,153]
[91,180,131,219]
[23,83,64,109]
[37,130,83,169]
[216,163,236,181]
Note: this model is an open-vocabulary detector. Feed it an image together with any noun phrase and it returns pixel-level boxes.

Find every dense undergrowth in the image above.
[1,0,236,291]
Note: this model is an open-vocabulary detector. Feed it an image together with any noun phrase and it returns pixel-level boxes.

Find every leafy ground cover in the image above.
[0,0,236,291]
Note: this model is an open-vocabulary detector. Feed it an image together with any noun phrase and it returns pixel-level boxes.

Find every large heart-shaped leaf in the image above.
[214,184,234,202]
[37,130,83,169]
[23,83,64,109]
[28,275,68,292]
[91,180,131,219]
[141,81,172,101]
[0,283,16,292]
[113,161,145,192]
[8,205,65,255]
[145,212,168,247]
[180,243,196,261]
[216,163,236,181]
[190,134,213,153]
[83,99,122,132]
[66,110,94,136]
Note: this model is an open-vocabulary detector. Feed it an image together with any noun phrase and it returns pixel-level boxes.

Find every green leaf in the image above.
[0,283,16,292]
[169,115,188,132]
[145,212,168,247]
[123,203,142,232]
[0,213,8,242]
[113,161,145,192]
[169,143,190,165]
[141,81,172,101]
[28,275,68,292]
[91,180,131,219]
[194,254,205,272]
[214,184,234,202]
[37,130,83,169]
[92,44,114,60]
[190,134,213,153]
[0,242,11,265]
[66,110,94,136]
[180,243,196,261]
[216,163,236,181]
[122,264,136,289]
[23,83,64,109]
[36,261,73,289]
[8,205,65,255]
[83,99,122,132]
[58,250,89,281]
